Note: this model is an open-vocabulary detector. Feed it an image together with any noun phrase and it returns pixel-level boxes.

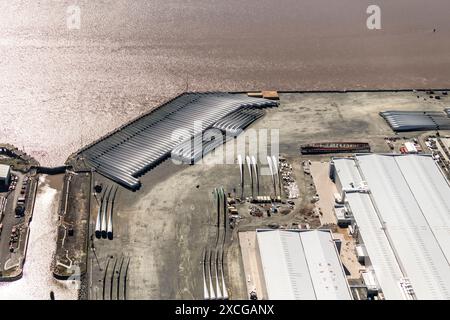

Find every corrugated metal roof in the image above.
[256,229,352,300]
[299,231,353,300]
[394,155,450,263]
[333,154,450,300]
[0,164,10,179]
[332,157,362,188]
[345,191,405,299]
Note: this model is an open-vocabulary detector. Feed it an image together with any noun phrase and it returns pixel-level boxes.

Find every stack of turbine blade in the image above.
[212,108,266,136]
[80,93,277,190]
[380,110,450,132]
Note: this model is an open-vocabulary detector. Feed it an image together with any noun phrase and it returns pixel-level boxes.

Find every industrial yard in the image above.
[68,90,450,300]
[1,90,449,300]
[0,146,39,281]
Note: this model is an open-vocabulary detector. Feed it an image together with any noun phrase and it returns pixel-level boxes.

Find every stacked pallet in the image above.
[247,91,279,100]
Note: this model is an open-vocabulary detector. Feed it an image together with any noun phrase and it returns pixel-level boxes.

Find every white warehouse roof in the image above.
[0,164,10,179]
[256,229,352,300]
[332,154,450,300]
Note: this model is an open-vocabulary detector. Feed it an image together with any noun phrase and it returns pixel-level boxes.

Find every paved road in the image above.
[310,162,338,225]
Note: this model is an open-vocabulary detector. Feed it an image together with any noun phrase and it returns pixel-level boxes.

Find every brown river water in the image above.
[1,0,450,166]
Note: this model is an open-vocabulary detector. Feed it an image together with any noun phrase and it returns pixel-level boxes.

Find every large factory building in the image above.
[0,164,11,189]
[255,229,352,300]
[330,154,450,300]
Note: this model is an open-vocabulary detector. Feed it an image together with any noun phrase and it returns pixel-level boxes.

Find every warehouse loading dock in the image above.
[331,154,450,300]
